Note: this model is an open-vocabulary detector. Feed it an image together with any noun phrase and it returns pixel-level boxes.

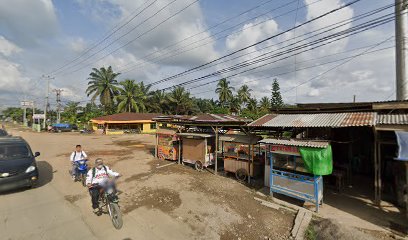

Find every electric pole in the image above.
[42,75,54,128]
[53,89,63,123]
[395,0,408,100]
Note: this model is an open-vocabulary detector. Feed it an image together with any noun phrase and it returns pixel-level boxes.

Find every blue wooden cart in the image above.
[261,139,332,212]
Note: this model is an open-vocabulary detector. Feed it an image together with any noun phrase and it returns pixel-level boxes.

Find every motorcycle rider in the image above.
[86,158,120,214]
[69,145,88,181]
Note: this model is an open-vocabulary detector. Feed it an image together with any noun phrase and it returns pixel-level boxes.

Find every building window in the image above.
[97,124,104,129]
[150,123,157,129]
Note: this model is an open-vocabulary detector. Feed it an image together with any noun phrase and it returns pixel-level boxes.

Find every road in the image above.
[0,128,196,240]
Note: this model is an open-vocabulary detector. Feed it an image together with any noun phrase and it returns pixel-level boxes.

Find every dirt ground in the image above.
[3,124,406,240]
[5,126,294,240]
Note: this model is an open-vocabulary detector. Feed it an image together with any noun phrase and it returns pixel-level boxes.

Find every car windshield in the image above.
[0,145,31,159]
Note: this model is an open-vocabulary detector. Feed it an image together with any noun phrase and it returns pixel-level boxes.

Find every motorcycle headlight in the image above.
[25,165,36,173]
[79,161,85,165]
[107,188,114,194]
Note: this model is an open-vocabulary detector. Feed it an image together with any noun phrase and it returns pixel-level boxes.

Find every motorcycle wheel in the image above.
[108,202,123,229]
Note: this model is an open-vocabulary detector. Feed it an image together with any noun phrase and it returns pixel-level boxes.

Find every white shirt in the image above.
[85,166,119,185]
[70,151,87,162]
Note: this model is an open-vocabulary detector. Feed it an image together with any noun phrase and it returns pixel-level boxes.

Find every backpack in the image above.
[91,165,108,182]
[73,151,84,159]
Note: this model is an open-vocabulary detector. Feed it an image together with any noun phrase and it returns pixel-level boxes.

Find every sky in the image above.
[0,0,397,109]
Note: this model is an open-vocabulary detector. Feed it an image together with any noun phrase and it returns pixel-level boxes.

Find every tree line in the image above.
[2,66,287,124]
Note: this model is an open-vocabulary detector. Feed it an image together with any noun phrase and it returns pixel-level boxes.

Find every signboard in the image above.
[270,144,300,156]
[21,101,33,107]
[33,114,45,119]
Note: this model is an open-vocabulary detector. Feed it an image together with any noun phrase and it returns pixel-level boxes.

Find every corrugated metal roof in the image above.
[219,134,262,144]
[156,128,177,135]
[377,113,408,125]
[259,139,329,148]
[154,114,251,124]
[249,112,376,127]
[177,132,214,138]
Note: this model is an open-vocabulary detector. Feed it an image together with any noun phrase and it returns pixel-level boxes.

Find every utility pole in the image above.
[53,89,63,123]
[395,0,408,100]
[42,75,54,128]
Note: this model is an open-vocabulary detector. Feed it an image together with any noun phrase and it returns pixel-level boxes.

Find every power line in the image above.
[158,12,394,91]
[49,0,157,75]
[118,0,305,73]
[146,0,363,87]
[189,45,394,96]
[155,3,395,83]
[58,0,199,76]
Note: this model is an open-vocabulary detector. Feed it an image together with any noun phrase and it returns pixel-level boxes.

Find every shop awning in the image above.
[259,139,329,148]
[219,134,262,145]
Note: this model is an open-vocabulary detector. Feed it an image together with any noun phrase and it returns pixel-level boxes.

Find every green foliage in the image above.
[305,224,317,240]
[2,107,24,122]
[116,80,150,113]
[167,86,194,115]
[259,96,271,112]
[86,66,120,114]
[271,78,283,109]
[237,84,252,105]
[61,101,82,124]
[215,78,234,108]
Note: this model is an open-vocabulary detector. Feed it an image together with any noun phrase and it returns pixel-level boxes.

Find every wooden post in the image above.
[248,143,251,184]
[178,137,181,165]
[215,126,218,175]
[373,128,380,205]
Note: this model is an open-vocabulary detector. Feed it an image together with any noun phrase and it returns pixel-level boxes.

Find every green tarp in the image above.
[299,145,333,176]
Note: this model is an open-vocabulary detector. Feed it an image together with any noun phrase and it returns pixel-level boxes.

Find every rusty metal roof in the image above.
[377,113,408,125]
[154,114,251,124]
[249,112,376,128]
[259,139,329,148]
[219,134,262,145]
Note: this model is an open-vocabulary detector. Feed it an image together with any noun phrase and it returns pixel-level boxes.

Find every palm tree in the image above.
[237,84,252,106]
[247,98,258,112]
[167,86,194,115]
[215,78,234,107]
[259,96,271,112]
[86,66,120,113]
[149,90,168,113]
[229,96,241,115]
[115,79,147,112]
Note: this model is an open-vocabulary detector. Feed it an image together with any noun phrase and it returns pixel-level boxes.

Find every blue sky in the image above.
[0,0,396,108]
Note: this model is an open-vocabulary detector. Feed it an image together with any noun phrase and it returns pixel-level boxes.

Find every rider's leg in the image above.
[71,163,76,180]
[89,187,100,209]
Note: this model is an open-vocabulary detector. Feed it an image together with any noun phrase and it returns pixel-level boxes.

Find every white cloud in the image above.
[68,37,87,53]
[0,0,58,46]
[0,36,22,56]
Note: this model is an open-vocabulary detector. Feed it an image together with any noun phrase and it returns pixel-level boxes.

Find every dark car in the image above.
[0,137,40,192]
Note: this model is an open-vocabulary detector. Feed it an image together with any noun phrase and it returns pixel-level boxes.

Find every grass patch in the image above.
[305,223,317,240]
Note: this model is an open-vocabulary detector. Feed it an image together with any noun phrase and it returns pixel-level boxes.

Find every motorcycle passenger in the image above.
[86,158,120,214]
[70,145,88,181]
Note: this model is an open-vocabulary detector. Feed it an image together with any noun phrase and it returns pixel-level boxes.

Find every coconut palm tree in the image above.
[167,86,194,115]
[86,66,120,113]
[62,101,82,124]
[115,79,143,112]
[215,78,234,107]
[149,90,168,113]
[237,84,252,106]
[229,96,241,115]
[247,98,258,112]
[259,96,271,112]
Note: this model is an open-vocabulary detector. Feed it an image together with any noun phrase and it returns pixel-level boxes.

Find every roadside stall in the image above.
[156,128,179,161]
[178,132,215,171]
[220,134,263,182]
[261,139,333,212]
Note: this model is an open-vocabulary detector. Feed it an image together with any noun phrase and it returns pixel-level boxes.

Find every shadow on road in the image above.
[37,160,54,188]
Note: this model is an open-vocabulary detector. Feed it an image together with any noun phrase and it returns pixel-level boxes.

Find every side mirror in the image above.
[34,152,40,157]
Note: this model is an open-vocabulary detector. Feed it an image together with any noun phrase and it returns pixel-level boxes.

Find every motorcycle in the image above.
[73,159,88,186]
[90,179,123,229]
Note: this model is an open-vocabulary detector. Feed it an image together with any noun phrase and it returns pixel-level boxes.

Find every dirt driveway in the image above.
[4,127,294,240]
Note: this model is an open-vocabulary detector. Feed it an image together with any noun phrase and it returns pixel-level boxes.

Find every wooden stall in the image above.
[178,132,215,171]
[156,128,179,161]
[220,134,263,181]
[261,139,332,212]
